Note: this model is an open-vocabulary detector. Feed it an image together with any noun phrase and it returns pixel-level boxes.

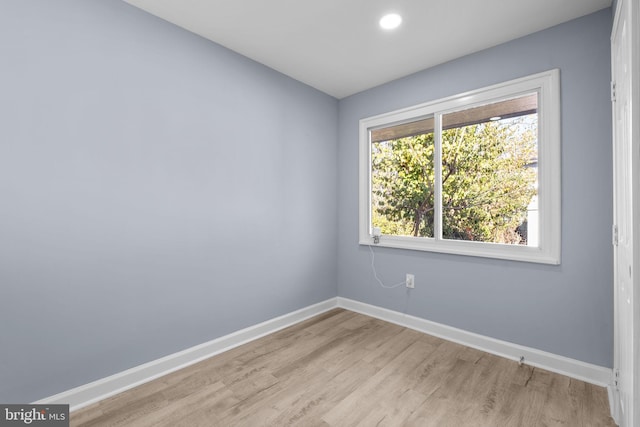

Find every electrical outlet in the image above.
[406,274,415,288]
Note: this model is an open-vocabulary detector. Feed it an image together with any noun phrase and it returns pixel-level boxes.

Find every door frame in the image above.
[611,0,639,425]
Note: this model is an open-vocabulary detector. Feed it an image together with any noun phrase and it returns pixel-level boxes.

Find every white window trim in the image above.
[359,69,561,264]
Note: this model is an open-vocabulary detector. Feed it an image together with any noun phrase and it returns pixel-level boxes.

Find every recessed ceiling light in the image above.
[489,116,502,121]
[379,13,402,30]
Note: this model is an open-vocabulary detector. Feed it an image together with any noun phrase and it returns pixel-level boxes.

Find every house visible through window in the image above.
[359,70,560,264]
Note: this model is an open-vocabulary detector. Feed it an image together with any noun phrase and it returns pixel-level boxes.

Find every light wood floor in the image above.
[71,309,615,426]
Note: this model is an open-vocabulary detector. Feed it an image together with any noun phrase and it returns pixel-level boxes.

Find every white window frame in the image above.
[359,69,561,264]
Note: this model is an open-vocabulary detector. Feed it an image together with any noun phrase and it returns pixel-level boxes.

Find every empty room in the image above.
[1,0,638,426]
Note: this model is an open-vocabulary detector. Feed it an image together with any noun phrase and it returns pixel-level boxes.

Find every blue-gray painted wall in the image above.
[0,0,612,404]
[0,0,338,403]
[337,9,613,368]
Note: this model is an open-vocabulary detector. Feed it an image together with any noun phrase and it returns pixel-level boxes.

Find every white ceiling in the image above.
[123,0,612,99]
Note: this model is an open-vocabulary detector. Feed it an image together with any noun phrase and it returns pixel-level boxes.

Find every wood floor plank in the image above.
[361,326,423,368]
[70,310,615,427]
[261,360,379,426]
[321,340,442,426]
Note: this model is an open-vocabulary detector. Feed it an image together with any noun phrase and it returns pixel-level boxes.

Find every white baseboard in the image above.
[336,297,613,387]
[35,297,338,411]
[37,296,613,412]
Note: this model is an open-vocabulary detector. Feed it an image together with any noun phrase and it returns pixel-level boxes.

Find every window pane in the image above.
[371,117,435,237]
[441,95,538,245]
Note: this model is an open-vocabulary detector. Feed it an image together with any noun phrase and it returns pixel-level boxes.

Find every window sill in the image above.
[359,235,560,265]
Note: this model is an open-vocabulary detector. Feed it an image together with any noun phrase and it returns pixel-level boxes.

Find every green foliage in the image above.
[372,133,435,237]
[371,117,537,244]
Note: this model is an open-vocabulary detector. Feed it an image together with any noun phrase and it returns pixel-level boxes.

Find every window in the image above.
[359,70,560,264]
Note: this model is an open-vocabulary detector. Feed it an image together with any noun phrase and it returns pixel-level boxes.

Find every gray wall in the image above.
[0,0,338,403]
[337,9,613,367]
